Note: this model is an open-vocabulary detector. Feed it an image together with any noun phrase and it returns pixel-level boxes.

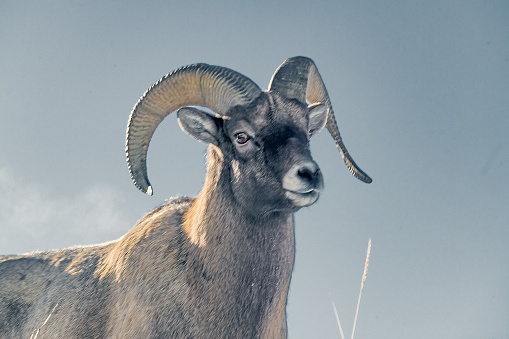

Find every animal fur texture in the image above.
[0,57,371,338]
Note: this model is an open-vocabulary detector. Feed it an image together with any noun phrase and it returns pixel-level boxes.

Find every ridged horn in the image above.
[268,57,372,183]
[126,63,262,195]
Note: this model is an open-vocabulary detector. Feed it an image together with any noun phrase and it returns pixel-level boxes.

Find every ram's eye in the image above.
[234,132,249,144]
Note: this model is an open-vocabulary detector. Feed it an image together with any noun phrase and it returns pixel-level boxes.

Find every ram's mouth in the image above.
[285,188,321,207]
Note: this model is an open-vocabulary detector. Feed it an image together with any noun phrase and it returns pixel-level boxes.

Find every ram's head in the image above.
[126,57,371,215]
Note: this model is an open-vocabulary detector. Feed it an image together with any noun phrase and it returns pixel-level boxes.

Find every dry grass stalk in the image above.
[332,239,372,339]
[331,300,346,339]
[351,238,371,339]
[29,303,58,339]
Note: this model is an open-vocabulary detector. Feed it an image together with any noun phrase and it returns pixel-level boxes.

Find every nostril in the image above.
[297,168,314,182]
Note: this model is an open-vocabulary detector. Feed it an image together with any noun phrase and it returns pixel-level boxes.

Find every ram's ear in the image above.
[308,103,328,137]
[178,107,221,145]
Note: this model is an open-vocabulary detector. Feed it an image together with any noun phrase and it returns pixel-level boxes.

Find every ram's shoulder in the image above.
[138,196,194,226]
[163,196,195,212]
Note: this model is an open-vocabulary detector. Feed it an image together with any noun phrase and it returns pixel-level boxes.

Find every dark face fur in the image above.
[178,92,327,218]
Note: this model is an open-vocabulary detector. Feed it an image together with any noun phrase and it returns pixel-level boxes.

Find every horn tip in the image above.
[354,170,372,184]
[362,176,373,184]
[146,185,153,196]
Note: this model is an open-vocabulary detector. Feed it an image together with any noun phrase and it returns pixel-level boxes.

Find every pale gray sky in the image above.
[1,1,508,338]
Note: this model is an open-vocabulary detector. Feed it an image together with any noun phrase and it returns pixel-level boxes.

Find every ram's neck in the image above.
[182,146,295,338]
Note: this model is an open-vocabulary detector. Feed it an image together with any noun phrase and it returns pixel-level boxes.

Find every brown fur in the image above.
[0,148,294,338]
[0,92,325,338]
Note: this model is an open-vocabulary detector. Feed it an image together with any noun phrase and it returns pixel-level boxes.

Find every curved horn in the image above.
[126,63,262,195]
[268,57,372,184]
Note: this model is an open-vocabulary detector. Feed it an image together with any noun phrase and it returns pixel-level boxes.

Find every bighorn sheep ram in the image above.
[0,57,371,338]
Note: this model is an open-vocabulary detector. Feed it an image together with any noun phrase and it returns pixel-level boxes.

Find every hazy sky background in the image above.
[1,1,508,338]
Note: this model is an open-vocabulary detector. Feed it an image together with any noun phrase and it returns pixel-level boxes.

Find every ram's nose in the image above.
[296,162,323,190]
[282,161,324,207]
